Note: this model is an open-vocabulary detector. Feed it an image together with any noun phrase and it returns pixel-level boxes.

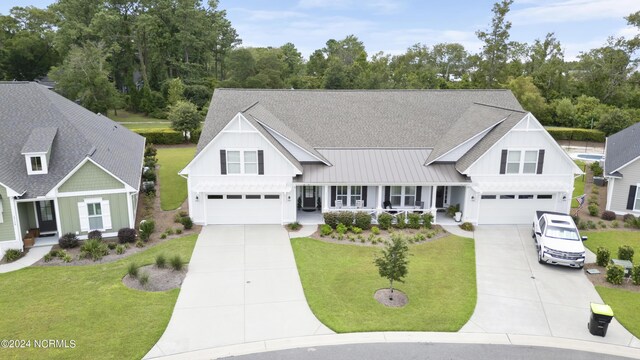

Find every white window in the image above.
[78,198,112,232]
[390,186,416,207]
[335,186,363,207]
[25,154,47,175]
[635,186,640,211]
[336,186,348,206]
[31,156,43,171]
[39,201,53,221]
[506,150,538,174]
[226,150,258,175]
[350,186,362,207]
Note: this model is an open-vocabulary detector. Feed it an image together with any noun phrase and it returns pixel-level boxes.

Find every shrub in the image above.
[348,235,356,242]
[395,213,406,229]
[156,254,167,268]
[323,212,339,228]
[107,242,117,250]
[577,220,587,230]
[142,168,157,182]
[175,228,182,234]
[170,255,183,271]
[590,161,604,177]
[413,233,426,242]
[115,244,126,255]
[43,253,52,262]
[59,233,79,249]
[623,214,635,223]
[336,211,354,227]
[139,220,156,242]
[611,220,620,228]
[606,264,625,285]
[591,187,599,195]
[62,253,72,263]
[371,226,381,235]
[377,213,393,230]
[460,222,475,231]
[127,262,139,278]
[588,195,599,206]
[138,272,150,287]
[422,212,434,229]
[545,127,606,143]
[446,204,461,217]
[4,249,22,262]
[588,204,599,217]
[336,223,348,235]
[407,213,421,229]
[144,144,158,158]
[135,240,145,248]
[144,157,157,168]
[118,228,137,243]
[586,220,597,229]
[598,220,607,228]
[625,215,640,229]
[354,211,372,230]
[166,228,175,235]
[88,230,102,241]
[174,212,184,223]
[160,233,167,239]
[601,211,616,221]
[287,222,302,231]
[351,226,363,234]
[80,239,109,261]
[618,245,634,262]
[181,216,193,230]
[134,129,185,145]
[632,265,640,286]
[596,247,611,267]
[319,224,333,236]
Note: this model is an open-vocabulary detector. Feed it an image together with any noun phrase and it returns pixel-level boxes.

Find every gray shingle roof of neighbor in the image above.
[0,82,145,198]
[295,149,470,184]
[604,121,640,176]
[21,127,58,154]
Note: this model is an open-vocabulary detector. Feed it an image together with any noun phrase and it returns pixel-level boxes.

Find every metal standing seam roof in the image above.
[604,122,640,176]
[295,149,470,184]
[0,82,145,197]
[21,127,58,154]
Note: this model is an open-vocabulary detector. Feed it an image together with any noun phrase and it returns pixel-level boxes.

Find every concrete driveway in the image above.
[146,225,333,359]
[457,225,640,347]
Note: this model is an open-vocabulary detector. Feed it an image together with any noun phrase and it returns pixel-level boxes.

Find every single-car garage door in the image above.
[206,194,282,224]
[478,194,558,225]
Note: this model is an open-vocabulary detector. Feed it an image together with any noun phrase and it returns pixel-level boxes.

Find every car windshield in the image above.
[545,226,580,241]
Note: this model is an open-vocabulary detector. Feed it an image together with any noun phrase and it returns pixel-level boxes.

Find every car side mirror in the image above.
[581,236,588,242]
[535,231,541,236]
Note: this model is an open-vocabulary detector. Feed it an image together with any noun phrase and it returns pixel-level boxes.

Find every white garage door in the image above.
[478,194,558,225]
[206,194,282,224]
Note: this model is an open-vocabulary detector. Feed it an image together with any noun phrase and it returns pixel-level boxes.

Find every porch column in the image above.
[376,185,383,220]
[431,185,438,224]
[322,186,329,212]
[461,186,469,223]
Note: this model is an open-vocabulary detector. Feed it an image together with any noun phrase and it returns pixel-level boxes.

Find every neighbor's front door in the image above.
[36,200,57,233]
[302,186,316,208]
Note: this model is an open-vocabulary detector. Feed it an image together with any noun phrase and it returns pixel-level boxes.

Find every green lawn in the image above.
[108,109,165,123]
[572,159,586,208]
[597,286,640,339]
[157,146,196,210]
[122,122,172,130]
[0,235,197,360]
[291,235,476,332]
[583,231,640,265]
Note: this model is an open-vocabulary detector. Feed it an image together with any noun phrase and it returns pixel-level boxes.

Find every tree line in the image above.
[1,0,639,135]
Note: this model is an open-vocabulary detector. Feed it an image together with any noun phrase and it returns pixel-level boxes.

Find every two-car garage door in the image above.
[478,193,558,224]
[205,194,282,224]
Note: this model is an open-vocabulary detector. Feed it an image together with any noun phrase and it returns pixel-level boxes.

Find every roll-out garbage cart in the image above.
[588,303,613,337]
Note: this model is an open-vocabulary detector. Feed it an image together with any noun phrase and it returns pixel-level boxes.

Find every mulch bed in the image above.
[122,264,188,292]
[374,288,408,307]
[584,263,640,292]
[307,225,448,247]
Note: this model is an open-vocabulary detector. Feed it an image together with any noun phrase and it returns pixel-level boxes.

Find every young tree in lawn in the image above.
[169,100,202,141]
[374,235,410,300]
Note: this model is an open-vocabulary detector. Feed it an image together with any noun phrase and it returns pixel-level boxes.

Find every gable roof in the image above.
[0,82,145,197]
[197,89,524,157]
[605,121,640,176]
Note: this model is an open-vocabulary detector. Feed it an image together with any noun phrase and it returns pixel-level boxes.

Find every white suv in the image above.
[532,211,587,269]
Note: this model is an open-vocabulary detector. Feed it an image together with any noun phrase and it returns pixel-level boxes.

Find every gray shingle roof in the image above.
[198,89,524,155]
[21,127,58,154]
[0,82,145,197]
[605,121,640,176]
[295,149,469,184]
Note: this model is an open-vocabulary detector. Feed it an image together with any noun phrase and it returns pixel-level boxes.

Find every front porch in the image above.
[16,200,59,248]
[294,185,468,225]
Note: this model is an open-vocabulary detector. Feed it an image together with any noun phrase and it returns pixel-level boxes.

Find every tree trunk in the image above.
[389,279,394,300]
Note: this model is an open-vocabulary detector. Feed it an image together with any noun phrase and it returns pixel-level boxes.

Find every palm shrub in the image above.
[59,233,79,249]
[606,264,625,285]
[596,247,611,267]
[139,220,156,242]
[80,239,109,261]
[377,213,393,230]
[618,245,634,262]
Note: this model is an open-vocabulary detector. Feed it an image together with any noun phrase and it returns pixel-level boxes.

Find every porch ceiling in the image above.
[295,149,470,184]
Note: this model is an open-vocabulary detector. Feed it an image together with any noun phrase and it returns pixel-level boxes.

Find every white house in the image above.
[180,89,581,226]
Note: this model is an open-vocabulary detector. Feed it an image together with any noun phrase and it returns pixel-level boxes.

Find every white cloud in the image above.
[231,8,308,21]
[510,0,639,25]
[297,0,350,9]
[369,28,484,54]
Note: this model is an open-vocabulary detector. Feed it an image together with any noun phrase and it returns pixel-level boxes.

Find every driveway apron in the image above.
[459,225,640,348]
[146,225,333,358]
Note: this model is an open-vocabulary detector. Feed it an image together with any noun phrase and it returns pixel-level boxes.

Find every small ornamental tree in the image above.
[374,235,410,300]
[169,100,202,141]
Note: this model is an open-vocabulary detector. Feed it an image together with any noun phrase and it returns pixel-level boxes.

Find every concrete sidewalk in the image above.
[145,225,332,359]
[0,246,51,274]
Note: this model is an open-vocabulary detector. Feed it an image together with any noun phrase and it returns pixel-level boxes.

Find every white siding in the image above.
[265,128,321,162]
[438,127,493,162]
[609,159,640,214]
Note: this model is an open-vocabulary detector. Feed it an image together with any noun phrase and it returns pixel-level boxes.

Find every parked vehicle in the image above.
[532,211,587,269]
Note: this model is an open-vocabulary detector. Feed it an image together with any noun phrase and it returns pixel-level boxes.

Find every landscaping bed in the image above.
[308,225,447,247]
[123,264,188,292]
[291,235,476,332]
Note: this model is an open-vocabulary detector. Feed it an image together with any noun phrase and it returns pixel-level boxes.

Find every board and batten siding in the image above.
[59,161,124,193]
[17,202,37,238]
[0,185,15,241]
[57,193,129,235]
[610,159,640,213]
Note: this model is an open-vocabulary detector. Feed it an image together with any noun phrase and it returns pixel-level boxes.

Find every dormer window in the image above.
[21,127,57,176]
[31,156,43,172]
[25,154,48,175]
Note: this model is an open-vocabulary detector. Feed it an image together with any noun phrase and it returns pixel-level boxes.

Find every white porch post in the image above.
[431,185,438,224]
[461,186,469,223]
[322,186,329,212]
[376,185,383,220]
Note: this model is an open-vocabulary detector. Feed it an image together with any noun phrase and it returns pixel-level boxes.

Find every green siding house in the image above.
[0,82,145,258]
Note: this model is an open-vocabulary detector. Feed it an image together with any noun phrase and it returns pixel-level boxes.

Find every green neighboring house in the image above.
[0,82,145,258]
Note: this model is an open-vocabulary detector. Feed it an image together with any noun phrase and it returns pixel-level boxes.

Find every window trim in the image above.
[390,186,417,207]
[25,154,48,175]
[505,149,539,175]
[635,184,640,211]
[86,201,104,231]
[225,149,258,175]
[336,186,363,207]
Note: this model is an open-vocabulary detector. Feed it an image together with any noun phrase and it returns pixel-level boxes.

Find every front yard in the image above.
[157,146,196,210]
[291,235,476,332]
[0,235,197,360]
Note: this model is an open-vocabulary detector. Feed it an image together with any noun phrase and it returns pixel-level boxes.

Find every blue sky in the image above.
[2,0,638,60]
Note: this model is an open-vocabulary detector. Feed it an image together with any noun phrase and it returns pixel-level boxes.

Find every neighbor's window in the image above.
[30,156,43,172]
[87,202,103,230]
[227,151,241,174]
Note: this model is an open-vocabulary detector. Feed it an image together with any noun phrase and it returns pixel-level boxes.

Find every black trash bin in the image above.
[588,303,613,337]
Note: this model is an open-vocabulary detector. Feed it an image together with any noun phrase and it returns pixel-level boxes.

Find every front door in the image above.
[302,186,316,209]
[36,200,57,233]
[435,186,445,208]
